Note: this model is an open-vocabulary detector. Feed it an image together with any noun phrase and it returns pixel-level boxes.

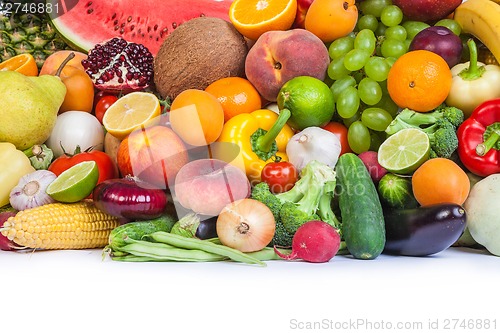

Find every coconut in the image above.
[153,17,248,100]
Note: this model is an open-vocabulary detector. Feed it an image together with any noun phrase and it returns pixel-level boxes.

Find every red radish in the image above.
[0,211,18,251]
[358,150,387,183]
[274,220,341,263]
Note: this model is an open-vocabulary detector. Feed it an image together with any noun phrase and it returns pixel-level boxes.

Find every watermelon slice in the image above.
[47,0,234,56]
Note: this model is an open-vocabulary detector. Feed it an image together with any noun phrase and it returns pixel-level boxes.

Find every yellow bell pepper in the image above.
[0,142,36,207]
[214,109,294,185]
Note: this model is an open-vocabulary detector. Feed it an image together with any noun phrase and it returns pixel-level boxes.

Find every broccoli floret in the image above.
[278,160,337,235]
[273,219,294,248]
[251,182,283,221]
[385,106,464,158]
[317,192,341,231]
[279,196,321,235]
[434,104,465,128]
[251,182,295,247]
[427,126,459,159]
[250,160,340,247]
[385,107,464,135]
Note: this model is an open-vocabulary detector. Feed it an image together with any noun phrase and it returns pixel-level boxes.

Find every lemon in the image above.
[102,91,161,140]
[46,161,99,203]
[377,128,430,175]
[276,76,335,130]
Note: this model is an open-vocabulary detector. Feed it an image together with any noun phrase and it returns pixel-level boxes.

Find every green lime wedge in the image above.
[377,128,430,175]
[46,161,99,203]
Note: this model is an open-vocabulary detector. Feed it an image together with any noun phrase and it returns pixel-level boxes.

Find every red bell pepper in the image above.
[457,98,500,177]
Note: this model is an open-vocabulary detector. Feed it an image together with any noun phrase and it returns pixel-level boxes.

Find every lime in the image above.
[46,161,99,203]
[277,76,335,130]
[377,128,430,174]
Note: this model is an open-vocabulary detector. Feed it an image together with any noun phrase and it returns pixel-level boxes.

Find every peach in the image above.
[173,159,251,216]
[244,29,330,102]
[117,125,189,189]
[39,50,88,75]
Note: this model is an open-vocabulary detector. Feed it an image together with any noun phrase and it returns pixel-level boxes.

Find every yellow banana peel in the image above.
[454,0,500,64]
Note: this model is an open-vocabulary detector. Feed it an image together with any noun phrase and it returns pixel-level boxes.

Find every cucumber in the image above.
[107,214,178,250]
[336,153,385,259]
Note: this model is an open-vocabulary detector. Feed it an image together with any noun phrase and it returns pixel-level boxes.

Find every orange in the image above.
[205,77,262,122]
[305,0,358,43]
[387,50,452,112]
[411,158,470,206]
[169,89,225,147]
[229,0,297,40]
[0,53,38,76]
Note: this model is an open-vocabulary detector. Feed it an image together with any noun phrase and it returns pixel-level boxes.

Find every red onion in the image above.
[92,176,169,221]
[1,211,18,251]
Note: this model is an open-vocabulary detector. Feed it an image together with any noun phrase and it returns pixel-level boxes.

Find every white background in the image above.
[2,246,499,333]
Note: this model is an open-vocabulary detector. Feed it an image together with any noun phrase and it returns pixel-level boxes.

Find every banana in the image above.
[454,0,500,64]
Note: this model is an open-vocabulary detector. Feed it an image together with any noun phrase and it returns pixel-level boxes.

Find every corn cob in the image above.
[0,200,121,250]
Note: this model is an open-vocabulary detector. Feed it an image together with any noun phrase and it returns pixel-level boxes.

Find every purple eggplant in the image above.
[195,216,218,240]
[383,203,466,256]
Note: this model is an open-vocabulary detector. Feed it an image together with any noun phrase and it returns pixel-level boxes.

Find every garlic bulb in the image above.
[9,170,57,210]
[286,127,342,172]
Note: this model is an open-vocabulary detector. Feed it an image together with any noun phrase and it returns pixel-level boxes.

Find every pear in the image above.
[0,71,66,150]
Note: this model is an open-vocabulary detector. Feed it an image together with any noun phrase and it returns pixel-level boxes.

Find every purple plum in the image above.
[409,26,463,68]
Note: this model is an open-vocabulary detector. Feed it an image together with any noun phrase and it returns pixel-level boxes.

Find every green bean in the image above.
[111,254,168,262]
[147,231,266,266]
[110,253,213,262]
[118,238,227,262]
[204,237,222,244]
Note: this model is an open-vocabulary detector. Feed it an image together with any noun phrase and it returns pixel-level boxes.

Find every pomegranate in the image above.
[82,37,154,92]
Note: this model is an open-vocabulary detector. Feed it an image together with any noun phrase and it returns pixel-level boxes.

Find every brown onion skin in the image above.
[92,177,168,221]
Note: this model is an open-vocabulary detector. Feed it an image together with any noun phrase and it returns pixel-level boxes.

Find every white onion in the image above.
[45,111,105,158]
[286,126,342,172]
[216,198,276,253]
[9,170,57,210]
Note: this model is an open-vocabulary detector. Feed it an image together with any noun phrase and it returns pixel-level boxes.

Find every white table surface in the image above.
[2,246,499,333]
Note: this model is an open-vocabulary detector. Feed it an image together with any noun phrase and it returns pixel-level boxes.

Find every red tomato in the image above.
[322,121,352,156]
[48,148,118,185]
[94,95,118,124]
[93,90,117,108]
[261,160,298,194]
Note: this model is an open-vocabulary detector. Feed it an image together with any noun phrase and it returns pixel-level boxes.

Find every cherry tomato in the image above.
[261,160,298,194]
[322,121,352,156]
[48,147,118,185]
[93,90,117,108]
[94,95,118,124]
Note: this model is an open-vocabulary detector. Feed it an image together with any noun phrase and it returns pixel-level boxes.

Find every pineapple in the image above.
[0,11,70,68]
[477,42,499,66]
